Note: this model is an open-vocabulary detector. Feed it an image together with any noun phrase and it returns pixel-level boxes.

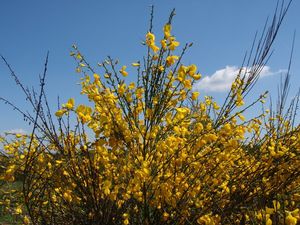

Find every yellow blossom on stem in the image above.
[286,213,298,225]
[191,73,202,80]
[55,108,67,117]
[135,88,144,99]
[76,105,92,123]
[118,83,127,95]
[132,62,140,67]
[23,216,30,224]
[183,79,192,89]
[146,32,155,45]
[161,39,167,49]
[119,66,128,77]
[15,206,22,214]
[188,64,197,76]
[163,212,170,220]
[128,82,135,90]
[64,98,75,110]
[146,32,159,52]
[163,23,172,39]
[169,36,180,50]
[166,55,179,67]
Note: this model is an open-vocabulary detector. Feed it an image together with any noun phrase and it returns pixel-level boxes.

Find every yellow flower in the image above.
[176,107,190,115]
[158,65,164,72]
[191,73,202,80]
[286,213,298,225]
[272,200,280,209]
[125,92,133,102]
[236,99,245,107]
[146,32,155,44]
[191,92,199,100]
[236,91,244,106]
[103,180,112,196]
[118,83,127,95]
[266,207,274,215]
[188,64,197,76]
[93,73,100,80]
[76,105,92,123]
[166,55,179,67]
[119,66,128,77]
[76,67,81,73]
[15,206,22,214]
[163,212,169,220]
[183,79,192,89]
[213,102,220,110]
[55,109,67,117]
[236,97,245,107]
[132,62,140,67]
[150,44,159,52]
[197,214,212,224]
[238,113,245,121]
[65,98,75,110]
[135,88,144,99]
[146,32,160,52]
[161,39,167,49]
[291,208,299,217]
[256,212,263,220]
[63,191,72,202]
[23,215,30,224]
[76,53,82,60]
[169,37,180,50]
[177,65,187,82]
[122,213,129,225]
[163,23,172,39]
[128,82,135,90]
[266,217,272,225]
[152,55,159,60]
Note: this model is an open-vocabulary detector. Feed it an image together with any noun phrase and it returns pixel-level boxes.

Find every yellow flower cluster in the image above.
[0,9,300,225]
[146,32,159,52]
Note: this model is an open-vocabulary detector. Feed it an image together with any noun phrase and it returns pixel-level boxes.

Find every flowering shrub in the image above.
[1,3,300,225]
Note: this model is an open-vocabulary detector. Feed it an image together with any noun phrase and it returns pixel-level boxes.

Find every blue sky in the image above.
[0,0,299,133]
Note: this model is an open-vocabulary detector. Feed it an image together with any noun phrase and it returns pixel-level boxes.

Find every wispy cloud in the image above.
[4,128,27,135]
[193,66,286,92]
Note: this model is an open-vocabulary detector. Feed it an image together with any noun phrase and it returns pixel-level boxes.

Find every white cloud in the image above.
[193,65,285,92]
[4,128,27,135]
